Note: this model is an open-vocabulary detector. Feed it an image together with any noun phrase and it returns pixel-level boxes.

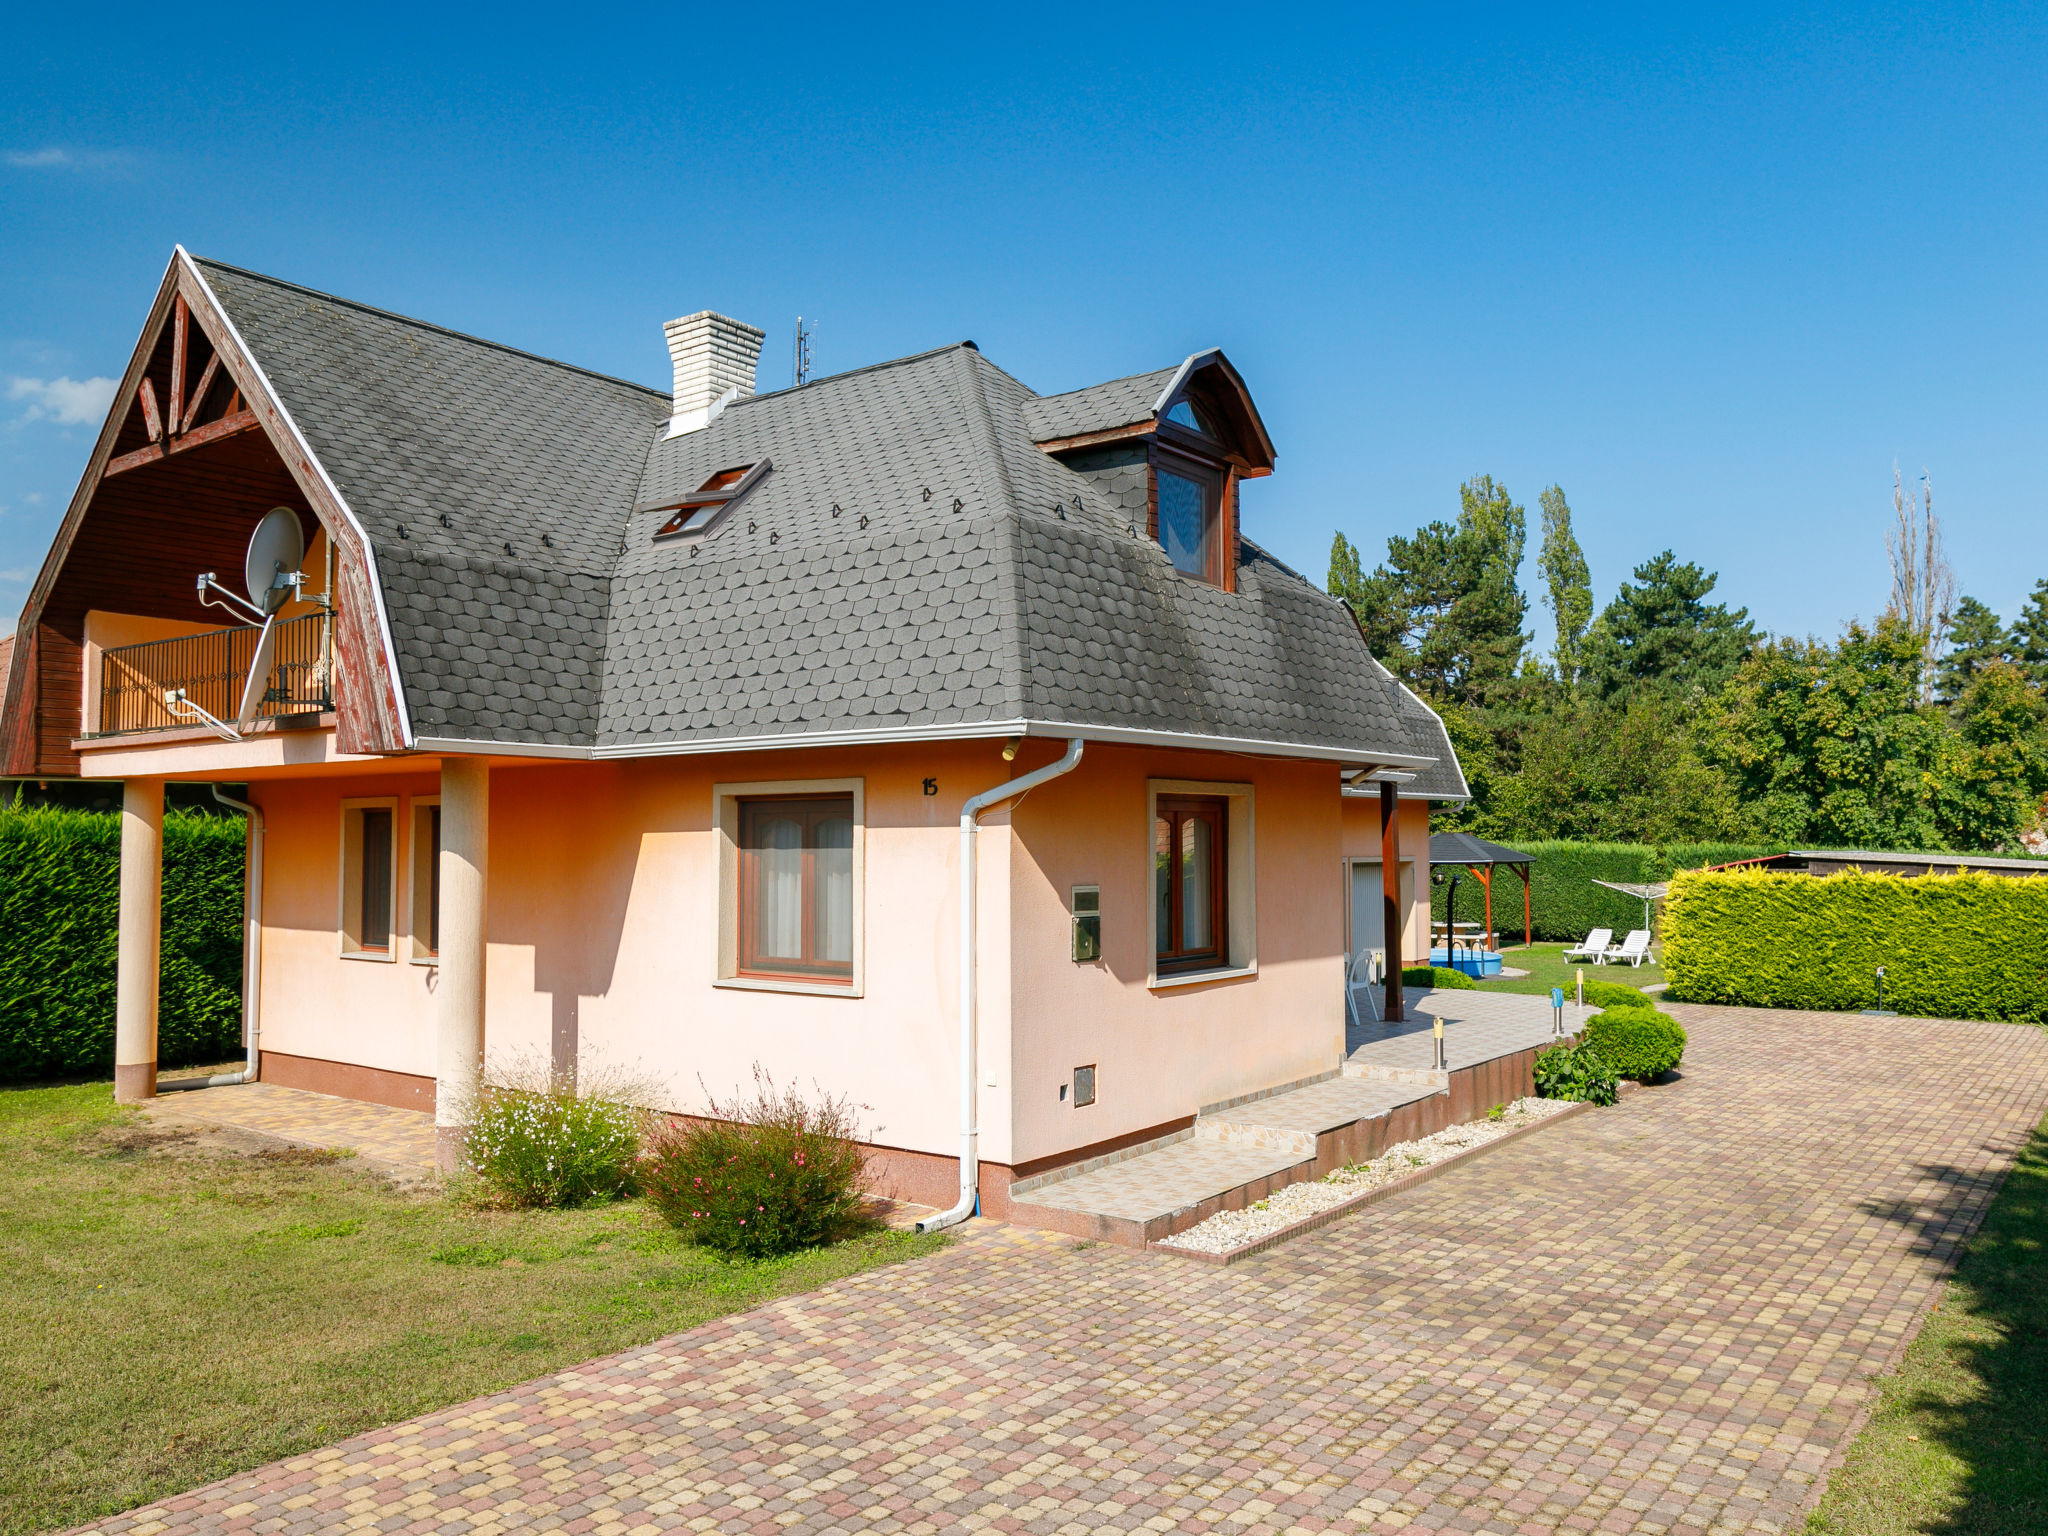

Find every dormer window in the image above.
[1155,452,1223,582]
[649,459,771,540]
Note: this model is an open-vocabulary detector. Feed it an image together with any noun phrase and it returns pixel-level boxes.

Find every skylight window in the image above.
[650,459,771,540]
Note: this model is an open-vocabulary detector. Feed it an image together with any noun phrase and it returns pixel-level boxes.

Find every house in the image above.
[0,249,1465,1221]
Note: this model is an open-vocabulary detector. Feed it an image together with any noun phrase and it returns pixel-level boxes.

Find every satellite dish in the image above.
[245,507,305,616]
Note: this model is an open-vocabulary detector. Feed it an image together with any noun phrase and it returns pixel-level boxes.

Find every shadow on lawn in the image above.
[1849,1121,2048,1534]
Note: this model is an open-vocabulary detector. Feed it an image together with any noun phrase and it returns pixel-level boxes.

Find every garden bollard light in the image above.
[1551,986,1565,1038]
[1575,968,1584,1008]
[1433,1017,1446,1072]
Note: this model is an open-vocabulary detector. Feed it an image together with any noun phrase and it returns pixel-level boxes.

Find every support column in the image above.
[114,778,164,1102]
[436,757,489,1173]
[1379,779,1404,1023]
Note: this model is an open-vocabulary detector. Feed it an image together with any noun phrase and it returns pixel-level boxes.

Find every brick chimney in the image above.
[662,310,766,437]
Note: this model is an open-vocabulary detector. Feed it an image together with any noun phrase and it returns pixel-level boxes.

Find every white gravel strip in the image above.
[1157,1097,1575,1255]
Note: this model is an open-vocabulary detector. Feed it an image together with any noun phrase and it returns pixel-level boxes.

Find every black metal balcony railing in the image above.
[95,613,333,736]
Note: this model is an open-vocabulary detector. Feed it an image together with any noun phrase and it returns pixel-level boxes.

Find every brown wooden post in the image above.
[1470,864,1494,951]
[1519,865,1532,948]
[1380,779,1403,1022]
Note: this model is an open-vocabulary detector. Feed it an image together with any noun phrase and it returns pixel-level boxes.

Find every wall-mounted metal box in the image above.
[1071,885,1101,962]
[1072,1064,1097,1107]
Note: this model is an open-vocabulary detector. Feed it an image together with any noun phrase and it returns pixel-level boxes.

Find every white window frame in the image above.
[409,795,441,965]
[338,796,400,962]
[712,777,865,998]
[1146,778,1256,988]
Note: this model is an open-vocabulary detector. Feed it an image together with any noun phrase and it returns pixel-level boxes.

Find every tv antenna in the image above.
[173,507,311,739]
[793,316,813,388]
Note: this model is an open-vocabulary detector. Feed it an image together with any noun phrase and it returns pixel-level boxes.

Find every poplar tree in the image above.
[1536,485,1592,687]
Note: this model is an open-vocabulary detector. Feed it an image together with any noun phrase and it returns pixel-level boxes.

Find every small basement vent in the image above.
[1072,1064,1097,1108]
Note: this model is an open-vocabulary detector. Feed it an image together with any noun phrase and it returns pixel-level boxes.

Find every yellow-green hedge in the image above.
[1662,866,2048,1021]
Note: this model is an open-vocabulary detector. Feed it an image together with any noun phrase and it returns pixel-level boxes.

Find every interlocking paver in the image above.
[142,1081,437,1174]
[78,1005,2048,1534]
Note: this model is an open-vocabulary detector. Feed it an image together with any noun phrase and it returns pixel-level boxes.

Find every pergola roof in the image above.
[1429,831,1532,868]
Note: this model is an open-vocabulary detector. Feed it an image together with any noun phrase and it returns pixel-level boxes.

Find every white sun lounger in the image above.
[1606,929,1653,967]
[1562,928,1612,963]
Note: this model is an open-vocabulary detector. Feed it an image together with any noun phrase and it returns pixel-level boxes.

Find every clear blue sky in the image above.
[5,4,2046,650]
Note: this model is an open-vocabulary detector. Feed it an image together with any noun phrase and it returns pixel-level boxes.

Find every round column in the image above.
[114,777,165,1102]
[435,756,489,1172]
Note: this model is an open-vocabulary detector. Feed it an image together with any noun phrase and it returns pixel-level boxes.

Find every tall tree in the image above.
[1883,465,1956,703]
[1328,475,1529,706]
[2011,578,2048,688]
[1581,551,1758,700]
[1536,485,1592,686]
[1708,619,1946,849]
[1933,662,2048,851]
[1937,596,2008,702]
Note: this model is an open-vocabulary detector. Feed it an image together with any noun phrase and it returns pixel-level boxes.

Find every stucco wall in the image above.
[1339,793,1434,961]
[1004,745,1347,1169]
[249,739,1405,1174]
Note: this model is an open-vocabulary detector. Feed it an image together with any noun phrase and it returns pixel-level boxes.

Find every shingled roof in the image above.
[191,258,1464,795]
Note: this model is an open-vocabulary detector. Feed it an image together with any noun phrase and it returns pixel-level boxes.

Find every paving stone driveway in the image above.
[87,1007,2048,1536]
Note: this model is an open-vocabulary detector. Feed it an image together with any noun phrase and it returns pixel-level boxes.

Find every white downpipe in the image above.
[918,738,1085,1234]
[159,786,263,1092]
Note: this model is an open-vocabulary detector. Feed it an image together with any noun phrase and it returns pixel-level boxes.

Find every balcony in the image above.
[94,612,333,737]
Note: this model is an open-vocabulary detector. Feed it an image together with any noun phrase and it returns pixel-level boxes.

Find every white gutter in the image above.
[917,738,1085,1233]
[159,785,263,1091]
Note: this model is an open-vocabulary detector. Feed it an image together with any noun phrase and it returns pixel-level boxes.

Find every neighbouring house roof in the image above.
[1719,849,2048,878]
[20,252,1465,791]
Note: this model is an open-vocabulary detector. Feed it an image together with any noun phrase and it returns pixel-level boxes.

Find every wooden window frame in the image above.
[338,796,400,962]
[1146,778,1258,988]
[1148,440,1238,593]
[409,796,441,964]
[736,795,857,984]
[1154,794,1229,975]
[713,777,865,997]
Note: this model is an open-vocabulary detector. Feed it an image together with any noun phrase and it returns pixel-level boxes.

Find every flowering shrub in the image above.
[641,1069,872,1258]
[463,1065,646,1209]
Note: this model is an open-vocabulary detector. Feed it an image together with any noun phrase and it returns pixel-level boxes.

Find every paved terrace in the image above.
[86,1004,2048,1536]
[1346,986,1599,1074]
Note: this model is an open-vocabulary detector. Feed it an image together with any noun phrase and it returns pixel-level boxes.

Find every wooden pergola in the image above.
[1428,831,1534,952]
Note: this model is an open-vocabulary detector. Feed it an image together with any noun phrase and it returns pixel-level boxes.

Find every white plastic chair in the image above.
[1345,947,1385,1028]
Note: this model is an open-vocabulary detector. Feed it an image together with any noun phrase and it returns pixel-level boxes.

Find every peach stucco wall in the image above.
[250,740,1431,1169]
[1340,794,1433,961]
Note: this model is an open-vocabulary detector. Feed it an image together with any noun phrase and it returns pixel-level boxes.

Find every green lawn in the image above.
[1465,941,1666,996]
[1805,1108,2048,1534]
[0,1081,947,1536]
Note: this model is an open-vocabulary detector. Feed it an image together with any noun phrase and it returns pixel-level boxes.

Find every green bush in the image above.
[641,1070,873,1258]
[1582,1006,1687,1079]
[0,802,245,1083]
[1432,840,1780,944]
[1402,965,1476,990]
[1663,866,2048,1021]
[1579,977,1654,1010]
[463,1073,646,1208]
[1532,1041,1618,1105]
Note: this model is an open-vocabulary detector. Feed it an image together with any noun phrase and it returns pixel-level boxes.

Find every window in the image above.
[1071,885,1101,962]
[339,798,399,960]
[1154,795,1227,974]
[1147,778,1256,986]
[1164,398,1220,439]
[1153,450,1223,583]
[720,786,856,991]
[651,459,771,540]
[410,797,441,962]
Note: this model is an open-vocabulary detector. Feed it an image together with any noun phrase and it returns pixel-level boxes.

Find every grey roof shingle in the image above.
[1020,366,1178,442]
[195,259,1463,791]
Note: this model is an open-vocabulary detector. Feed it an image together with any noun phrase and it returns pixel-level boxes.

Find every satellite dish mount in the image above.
[171,508,312,740]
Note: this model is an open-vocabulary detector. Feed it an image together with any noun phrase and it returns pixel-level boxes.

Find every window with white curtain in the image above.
[738,795,856,982]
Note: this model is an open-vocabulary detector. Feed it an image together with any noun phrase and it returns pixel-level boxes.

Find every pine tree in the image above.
[1936,596,2007,702]
[1582,551,1757,700]
[2010,578,2048,687]
[1537,485,1592,686]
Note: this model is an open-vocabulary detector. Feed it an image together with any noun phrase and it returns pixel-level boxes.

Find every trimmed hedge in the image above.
[1579,977,1654,1010]
[1662,867,2048,1022]
[1432,841,1779,944]
[0,803,246,1082]
[1402,965,1477,990]
[1582,1006,1687,1079]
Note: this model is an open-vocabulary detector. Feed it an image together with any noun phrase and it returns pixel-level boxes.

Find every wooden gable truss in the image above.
[0,249,412,775]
